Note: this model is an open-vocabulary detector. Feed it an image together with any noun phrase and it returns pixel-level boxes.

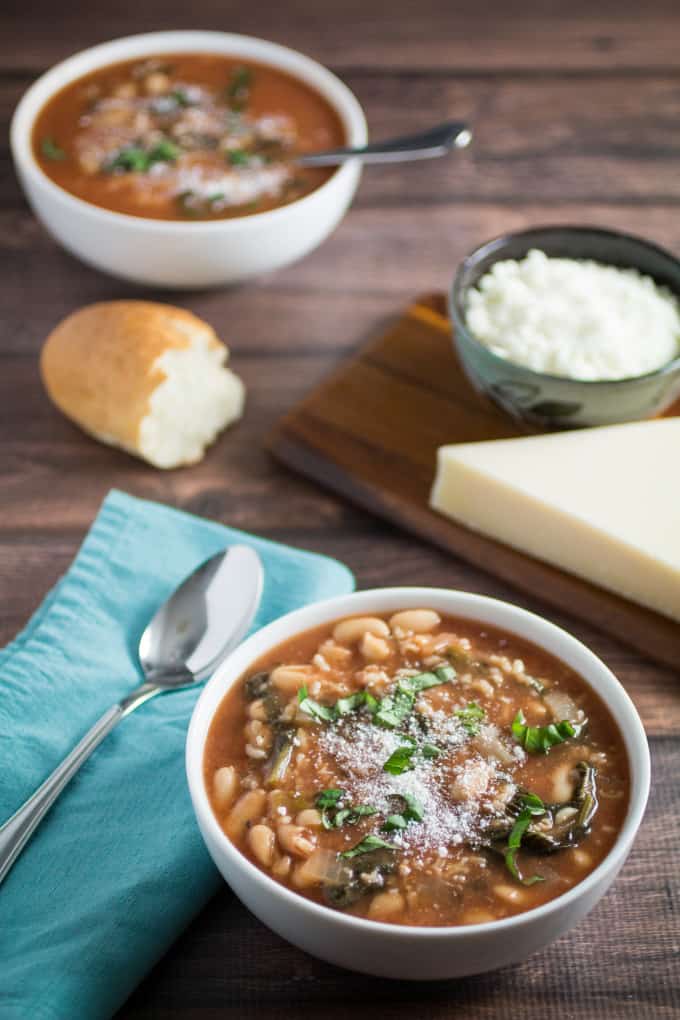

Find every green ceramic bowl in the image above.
[450,225,680,428]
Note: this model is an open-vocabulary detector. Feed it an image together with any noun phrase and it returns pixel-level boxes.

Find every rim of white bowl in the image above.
[10,30,368,232]
[186,587,651,940]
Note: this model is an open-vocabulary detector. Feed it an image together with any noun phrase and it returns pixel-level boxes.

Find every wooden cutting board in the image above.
[269,293,680,669]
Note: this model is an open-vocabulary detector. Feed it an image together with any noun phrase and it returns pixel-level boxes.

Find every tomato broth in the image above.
[204,609,630,927]
[33,53,345,220]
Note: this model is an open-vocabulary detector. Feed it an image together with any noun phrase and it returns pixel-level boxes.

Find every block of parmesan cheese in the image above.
[430,418,680,622]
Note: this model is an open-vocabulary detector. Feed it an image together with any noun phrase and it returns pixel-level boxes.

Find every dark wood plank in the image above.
[270,294,680,670]
[3,202,680,366]
[1,2,679,1017]
[4,0,680,73]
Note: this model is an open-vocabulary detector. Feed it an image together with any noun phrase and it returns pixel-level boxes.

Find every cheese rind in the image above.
[430,419,680,622]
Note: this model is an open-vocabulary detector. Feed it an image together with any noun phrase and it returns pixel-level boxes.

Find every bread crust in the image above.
[40,300,223,451]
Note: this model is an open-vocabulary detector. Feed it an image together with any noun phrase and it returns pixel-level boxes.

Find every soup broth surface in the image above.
[33,53,345,220]
[204,610,629,927]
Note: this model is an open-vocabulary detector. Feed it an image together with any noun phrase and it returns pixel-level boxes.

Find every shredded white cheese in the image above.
[465,248,680,380]
[316,708,517,860]
[146,160,290,208]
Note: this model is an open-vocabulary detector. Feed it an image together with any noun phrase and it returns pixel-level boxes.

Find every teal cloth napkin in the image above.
[0,490,354,1020]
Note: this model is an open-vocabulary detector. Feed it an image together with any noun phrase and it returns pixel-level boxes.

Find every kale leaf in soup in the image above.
[204,610,629,927]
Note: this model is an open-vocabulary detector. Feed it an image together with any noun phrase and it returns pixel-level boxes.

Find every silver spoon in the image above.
[0,544,263,885]
[296,120,472,167]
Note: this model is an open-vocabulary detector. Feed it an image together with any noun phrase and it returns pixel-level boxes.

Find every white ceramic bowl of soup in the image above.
[10,31,367,288]
[186,587,650,980]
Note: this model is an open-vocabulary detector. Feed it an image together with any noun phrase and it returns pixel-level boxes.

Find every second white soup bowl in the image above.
[186,587,649,980]
[10,31,367,288]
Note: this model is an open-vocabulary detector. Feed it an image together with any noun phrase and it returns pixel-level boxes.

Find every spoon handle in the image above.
[0,683,158,885]
[296,121,472,167]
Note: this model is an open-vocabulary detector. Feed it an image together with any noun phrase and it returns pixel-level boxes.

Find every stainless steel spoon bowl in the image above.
[0,544,263,884]
[296,120,472,167]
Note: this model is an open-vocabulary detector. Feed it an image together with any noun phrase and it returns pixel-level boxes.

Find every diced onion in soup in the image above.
[295,848,346,886]
[473,730,515,766]
[543,689,581,724]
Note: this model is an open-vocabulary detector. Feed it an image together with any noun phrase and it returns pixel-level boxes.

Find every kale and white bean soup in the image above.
[33,54,345,220]
[204,610,629,926]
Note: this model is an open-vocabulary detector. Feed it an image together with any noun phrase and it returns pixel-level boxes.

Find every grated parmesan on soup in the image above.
[204,611,630,928]
[465,248,680,380]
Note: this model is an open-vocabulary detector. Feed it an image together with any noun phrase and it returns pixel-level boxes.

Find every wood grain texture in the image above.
[0,2,678,1017]
[270,294,680,669]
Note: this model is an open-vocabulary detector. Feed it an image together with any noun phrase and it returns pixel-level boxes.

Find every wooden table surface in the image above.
[2,1,679,1016]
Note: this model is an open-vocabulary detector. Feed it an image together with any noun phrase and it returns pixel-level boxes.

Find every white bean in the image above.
[318,640,352,666]
[247,698,268,721]
[551,762,576,803]
[470,678,495,699]
[389,609,440,634]
[213,766,239,810]
[554,806,578,826]
[493,883,526,905]
[244,719,273,750]
[248,824,275,867]
[368,890,406,920]
[295,808,323,828]
[277,823,316,858]
[461,908,495,925]
[113,82,137,99]
[333,616,390,645]
[225,789,266,839]
[144,71,170,95]
[271,665,314,697]
[360,632,391,662]
[272,854,292,879]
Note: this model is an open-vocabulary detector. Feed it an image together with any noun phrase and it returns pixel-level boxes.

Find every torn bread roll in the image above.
[40,300,245,469]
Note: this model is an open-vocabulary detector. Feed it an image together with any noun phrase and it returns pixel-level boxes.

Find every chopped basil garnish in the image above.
[517,791,545,813]
[375,666,454,730]
[297,667,452,731]
[41,137,65,161]
[382,793,424,832]
[382,742,417,775]
[382,814,407,832]
[227,66,252,110]
[412,665,456,690]
[340,835,398,859]
[336,690,378,717]
[108,138,180,174]
[383,734,445,774]
[315,788,343,810]
[504,792,546,886]
[455,701,486,736]
[511,710,582,754]
[298,685,336,723]
[421,742,442,759]
[170,88,191,107]
[314,789,377,830]
[401,793,424,822]
[374,687,415,730]
[108,146,150,172]
[228,149,251,166]
[332,804,377,829]
[148,138,181,163]
[296,686,377,725]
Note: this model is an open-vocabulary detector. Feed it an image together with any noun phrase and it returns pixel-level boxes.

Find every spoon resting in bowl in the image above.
[296,120,472,166]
